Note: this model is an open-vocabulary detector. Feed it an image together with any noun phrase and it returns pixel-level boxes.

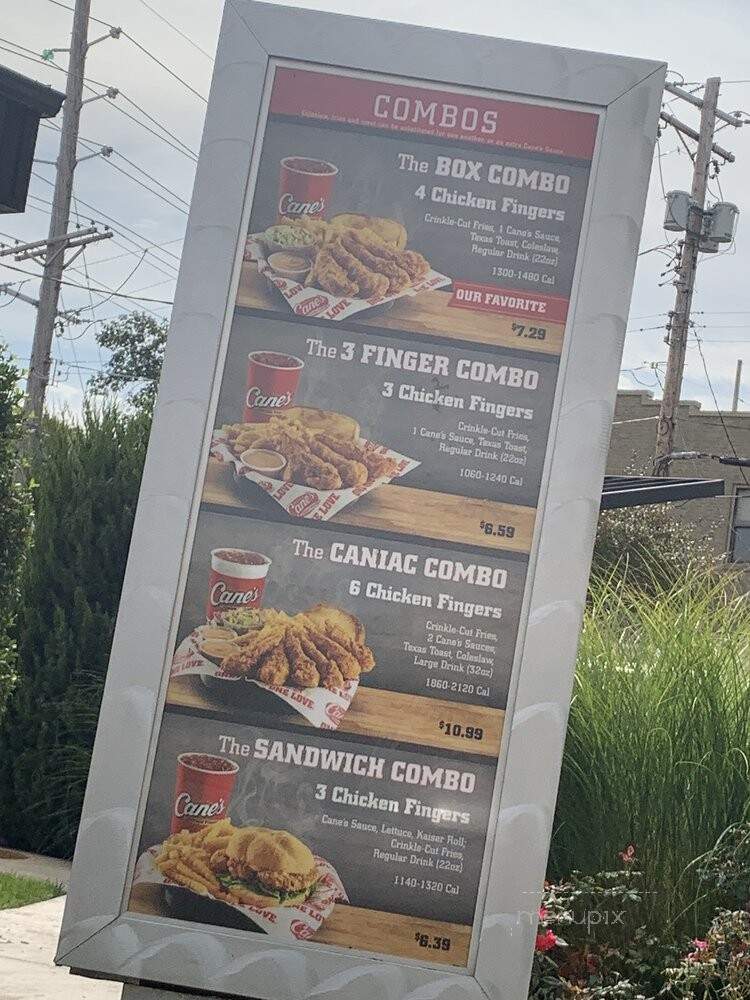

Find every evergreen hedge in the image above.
[0,405,149,857]
[0,347,31,721]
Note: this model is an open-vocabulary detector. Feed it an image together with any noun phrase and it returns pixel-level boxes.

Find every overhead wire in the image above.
[692,331,750,486]
[0,260,174,305]
[120,32,208,104]
[42,0,209,102]
[43,118,194,203]
[31,171,182,270]
[0,34,199,161]
[135,0,214,61]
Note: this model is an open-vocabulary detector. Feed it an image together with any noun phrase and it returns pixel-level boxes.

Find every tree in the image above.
[0,346,31,720]
[0,405,150,856]
[90,311,167,410]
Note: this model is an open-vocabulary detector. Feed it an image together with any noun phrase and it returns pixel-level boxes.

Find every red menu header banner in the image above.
[270,68,599,160]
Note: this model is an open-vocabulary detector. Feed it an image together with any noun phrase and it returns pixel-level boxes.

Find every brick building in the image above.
[607,390,750,562]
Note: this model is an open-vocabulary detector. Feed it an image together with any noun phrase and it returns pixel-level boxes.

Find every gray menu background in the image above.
[139,713,495,925]
[219,316,560,507]
[179,510,526,709]
[249,118,591,296]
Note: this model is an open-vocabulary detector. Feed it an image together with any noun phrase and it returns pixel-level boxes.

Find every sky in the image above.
[1,0,749,418]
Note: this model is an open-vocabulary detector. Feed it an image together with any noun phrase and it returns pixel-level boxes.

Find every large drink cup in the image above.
[244,351,304,423]
[171,752,239,834]
[206,548,271,621]
[277,156,338,221]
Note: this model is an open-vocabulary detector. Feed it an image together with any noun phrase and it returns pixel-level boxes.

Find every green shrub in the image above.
[530,865,669,999]
[550,569,750,939]
[530,825,750,998]
[0,347,31,721]
[0,404,149,856]
[592,503,714,595]
[660,909,750,998]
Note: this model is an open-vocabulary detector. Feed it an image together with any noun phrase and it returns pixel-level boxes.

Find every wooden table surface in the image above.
[202,458,536,556]
[129,883,471,967]
[167,675,504,757]
[237,262,564,355]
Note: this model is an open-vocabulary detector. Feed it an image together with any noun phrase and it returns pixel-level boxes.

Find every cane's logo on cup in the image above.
[174,791,226,820]
[171,753,239,834]
[209,579,262,607]
[245,386,294,412]
[278,193,326,217]
[277,156,338,223]
[244,351,304,424]
[206,548,271,621]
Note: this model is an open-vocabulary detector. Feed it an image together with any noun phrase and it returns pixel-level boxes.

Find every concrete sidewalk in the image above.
[0,848,72,888]
[0,895,122,1000]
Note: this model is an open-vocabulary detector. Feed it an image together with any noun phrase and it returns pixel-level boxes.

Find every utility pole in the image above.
[653,77,720,475]
[24,0,91,422]
[732,359,742,411]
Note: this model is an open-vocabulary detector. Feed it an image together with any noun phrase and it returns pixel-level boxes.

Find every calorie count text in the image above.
[410,620,498,700]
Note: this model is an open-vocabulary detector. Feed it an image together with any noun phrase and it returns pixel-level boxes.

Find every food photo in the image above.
[163,509,517,755]
[127,716,496,965]
[170,544,375,729]
[209,343,420,521]
[244,154,452,322]
[130,751,346,938]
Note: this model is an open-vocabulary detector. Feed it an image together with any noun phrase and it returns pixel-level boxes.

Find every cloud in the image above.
[2,0,748,414]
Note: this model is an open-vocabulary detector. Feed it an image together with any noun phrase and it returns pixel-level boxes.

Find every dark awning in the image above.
[0,64,65,117]
[601,475,724,509]
[0,64,64,214]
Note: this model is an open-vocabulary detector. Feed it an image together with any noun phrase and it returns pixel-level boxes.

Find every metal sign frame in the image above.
[55,4,665,999]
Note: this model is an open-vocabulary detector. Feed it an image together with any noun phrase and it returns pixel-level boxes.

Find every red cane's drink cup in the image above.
[206,548,271,621]
[171,752,239,834]
[244,351,304,423]
[277,156,338,221]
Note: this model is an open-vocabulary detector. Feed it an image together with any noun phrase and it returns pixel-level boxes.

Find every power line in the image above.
[0,260,174,304]
[80,237,183,268]
[43,117,196,191]
[108,91,198,161]
[0,36,199,162]
[113,151,190,207]
[42,0,209,101]
[135,0,214,61]
[45,0,110,28]
[693,331,750,486]
[95,153,189,215]
[31,171,182,268]
[120,31,208,104]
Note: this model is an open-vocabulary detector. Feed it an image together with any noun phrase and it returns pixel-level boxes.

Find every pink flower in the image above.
[535,929,558,953]
[618,844,636,864]
[538,906,548,921]
[687,938,708,961]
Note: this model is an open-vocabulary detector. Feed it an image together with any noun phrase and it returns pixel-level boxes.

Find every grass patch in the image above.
[550,568,750,939]
[0,871,64,910]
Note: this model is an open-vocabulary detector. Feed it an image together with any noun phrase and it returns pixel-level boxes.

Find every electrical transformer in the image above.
[663,189,691,231]
[707,201,739,243]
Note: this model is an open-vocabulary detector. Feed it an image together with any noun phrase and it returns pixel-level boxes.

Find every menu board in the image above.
[126,63,598,970]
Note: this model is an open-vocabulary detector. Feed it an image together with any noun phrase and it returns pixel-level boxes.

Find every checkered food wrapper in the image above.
[211,430,420,521]
[133,847,347,940]
[245,234,451,322]
[172,628,358,730]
